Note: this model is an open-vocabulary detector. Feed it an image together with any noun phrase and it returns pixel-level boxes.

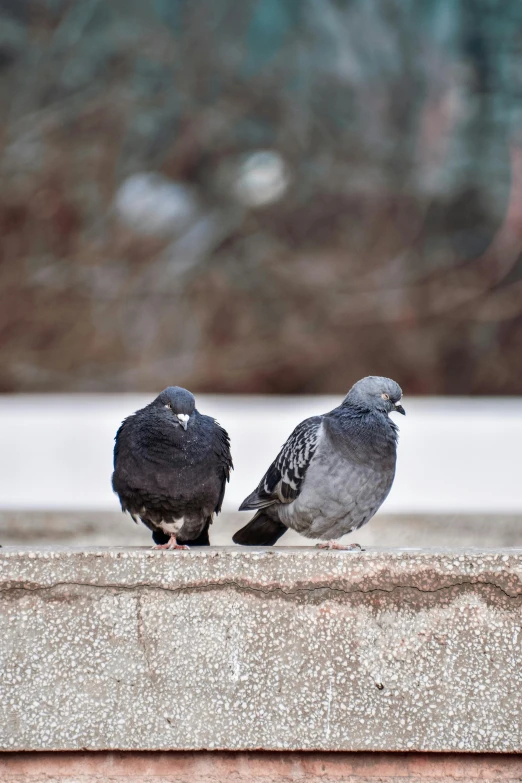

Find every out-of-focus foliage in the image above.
[1,0,522,393]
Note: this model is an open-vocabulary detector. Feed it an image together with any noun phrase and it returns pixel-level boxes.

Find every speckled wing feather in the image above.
[239,416,322,510]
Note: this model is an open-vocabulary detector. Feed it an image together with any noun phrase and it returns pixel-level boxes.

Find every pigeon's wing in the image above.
[111,415,139,518]
[239,415,322,510]
[113,417,130,467]
[212,419,233,514]
[112,412,142,468]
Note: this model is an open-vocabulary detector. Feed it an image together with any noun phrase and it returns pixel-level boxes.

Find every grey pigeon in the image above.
[233,376,404,549]
[112,386,232,549]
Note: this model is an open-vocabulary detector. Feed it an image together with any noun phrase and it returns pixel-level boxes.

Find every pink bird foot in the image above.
[316,541,364,551]
[153,536,190,551]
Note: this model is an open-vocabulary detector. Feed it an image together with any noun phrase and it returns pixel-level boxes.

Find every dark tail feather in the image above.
[232,512,287,546]
[179,520,211,547]
[151,529,170,546]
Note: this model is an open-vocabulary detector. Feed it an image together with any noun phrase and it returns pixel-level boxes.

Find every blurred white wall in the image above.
[0,395,519,513]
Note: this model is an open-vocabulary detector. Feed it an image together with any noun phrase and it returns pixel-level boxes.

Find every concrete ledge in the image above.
[1,547,522,752]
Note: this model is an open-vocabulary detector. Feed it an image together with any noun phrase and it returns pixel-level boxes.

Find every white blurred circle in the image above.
[114,173,199,237]
[233,151,290,208]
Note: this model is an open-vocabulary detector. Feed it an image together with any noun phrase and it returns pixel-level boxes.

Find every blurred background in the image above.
[1,0,522,546]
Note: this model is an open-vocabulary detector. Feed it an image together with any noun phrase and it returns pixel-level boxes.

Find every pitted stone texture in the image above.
[0,547,521,752]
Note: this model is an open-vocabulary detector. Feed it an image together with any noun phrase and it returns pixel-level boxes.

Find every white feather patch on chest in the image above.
[159,518,184,535]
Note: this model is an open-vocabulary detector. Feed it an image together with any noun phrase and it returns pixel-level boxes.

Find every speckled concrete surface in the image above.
[1,547,522,752]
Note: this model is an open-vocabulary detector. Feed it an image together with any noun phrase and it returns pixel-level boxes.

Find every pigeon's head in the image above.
[155,386,196,430]
[344,376,405,416]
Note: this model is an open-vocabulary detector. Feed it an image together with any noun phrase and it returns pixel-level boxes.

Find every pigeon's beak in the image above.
[176,413,189,430]
[394,402,406,416]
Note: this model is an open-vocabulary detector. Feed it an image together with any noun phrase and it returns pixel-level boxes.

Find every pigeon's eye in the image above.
[164,403,172,409]
[381,393,390,400]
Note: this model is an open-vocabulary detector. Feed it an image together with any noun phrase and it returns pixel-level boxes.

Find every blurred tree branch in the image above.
[0,0,521,394]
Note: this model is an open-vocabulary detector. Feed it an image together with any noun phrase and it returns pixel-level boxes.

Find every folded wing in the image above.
[239,415,322,510]
[211,419,233,514]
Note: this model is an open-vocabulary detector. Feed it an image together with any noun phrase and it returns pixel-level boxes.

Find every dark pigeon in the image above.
[112,386,232,549]
[233,376,404,549]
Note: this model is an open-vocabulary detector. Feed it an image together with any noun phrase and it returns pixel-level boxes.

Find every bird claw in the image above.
[316,541,364,551]
[153,536,190,551]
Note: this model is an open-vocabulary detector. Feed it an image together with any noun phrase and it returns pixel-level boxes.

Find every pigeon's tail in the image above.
[179,520,211,547]
[232,512,287,546]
